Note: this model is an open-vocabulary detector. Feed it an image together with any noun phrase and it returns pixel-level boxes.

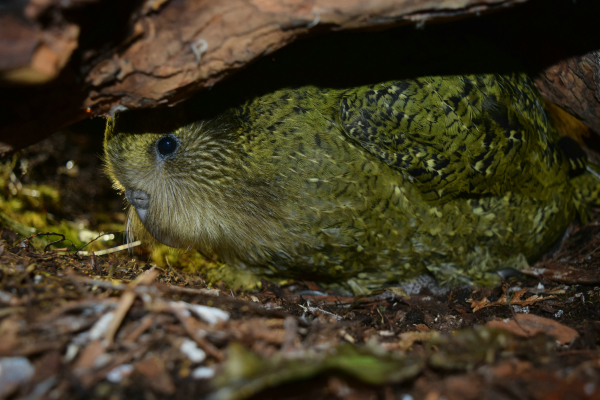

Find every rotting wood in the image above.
[2,0,600,158]
[0,0,530,155]
[535,50,600,137]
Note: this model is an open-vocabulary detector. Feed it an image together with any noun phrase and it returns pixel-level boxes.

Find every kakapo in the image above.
[104,73,600,291]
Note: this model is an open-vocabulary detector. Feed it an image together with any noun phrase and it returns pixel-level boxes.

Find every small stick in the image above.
[154,282,219,297]
[104,268,160,347]
[170,304,224,361]
[122,315,154,343]
[20,232,76,252]
[77,240,141,256]
[505,281,533,336]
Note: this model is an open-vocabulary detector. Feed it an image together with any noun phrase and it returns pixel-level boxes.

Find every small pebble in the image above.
[191,366,215,380]
[584,382,596,396]
[180,339,206,363]
[180,302,229,325]
[106,364,134,383]
[0,357,35,397]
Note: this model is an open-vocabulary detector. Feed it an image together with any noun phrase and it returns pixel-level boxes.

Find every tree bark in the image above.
[0,0,529,155]
[2,0,600,156]
[535,51,600,139]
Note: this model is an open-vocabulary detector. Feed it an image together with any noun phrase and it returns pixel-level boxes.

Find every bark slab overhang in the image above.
[536,52,600,140]
[1,0,600,155]
[80,0,530,112]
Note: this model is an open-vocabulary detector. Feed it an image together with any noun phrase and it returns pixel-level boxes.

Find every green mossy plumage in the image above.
[104,73,600,292]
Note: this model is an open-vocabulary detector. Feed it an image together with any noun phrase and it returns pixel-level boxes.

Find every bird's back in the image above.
[231,73,599,290]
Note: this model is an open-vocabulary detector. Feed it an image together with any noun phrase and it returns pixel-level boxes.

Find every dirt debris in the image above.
[0,228,599,399]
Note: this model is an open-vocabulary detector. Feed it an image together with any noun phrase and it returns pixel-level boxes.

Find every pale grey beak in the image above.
[125,189,150,223]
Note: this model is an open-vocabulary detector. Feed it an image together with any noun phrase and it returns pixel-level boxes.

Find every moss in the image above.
[0,158,114,252]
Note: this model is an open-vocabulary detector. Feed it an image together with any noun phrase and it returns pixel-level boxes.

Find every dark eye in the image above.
[157,135,178,157]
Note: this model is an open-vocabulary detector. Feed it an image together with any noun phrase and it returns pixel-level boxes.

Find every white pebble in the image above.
[191,366,215,380]
[64,343,79,363]
[584,382,596,395]
[180,339,206,363]
[106,364,134,383]
[0,357,35,397]
[0,290,13,303]
[183,302,229,325]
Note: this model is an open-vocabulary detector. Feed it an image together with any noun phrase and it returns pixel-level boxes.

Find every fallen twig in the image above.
[77,240,141,256]
[105,268,160,347]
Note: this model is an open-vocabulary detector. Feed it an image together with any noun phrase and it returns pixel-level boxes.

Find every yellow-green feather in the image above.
[104,73,600,292]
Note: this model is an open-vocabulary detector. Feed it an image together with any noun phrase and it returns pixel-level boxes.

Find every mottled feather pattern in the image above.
[339,74,564,203]
[104,73,600,292]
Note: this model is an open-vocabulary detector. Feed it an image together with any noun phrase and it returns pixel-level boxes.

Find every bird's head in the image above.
[103,113,285,256]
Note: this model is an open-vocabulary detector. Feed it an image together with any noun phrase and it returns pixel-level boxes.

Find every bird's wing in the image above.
[338,73,565,204]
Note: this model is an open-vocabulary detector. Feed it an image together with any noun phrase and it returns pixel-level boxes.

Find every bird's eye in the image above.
[157,135,178,157]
